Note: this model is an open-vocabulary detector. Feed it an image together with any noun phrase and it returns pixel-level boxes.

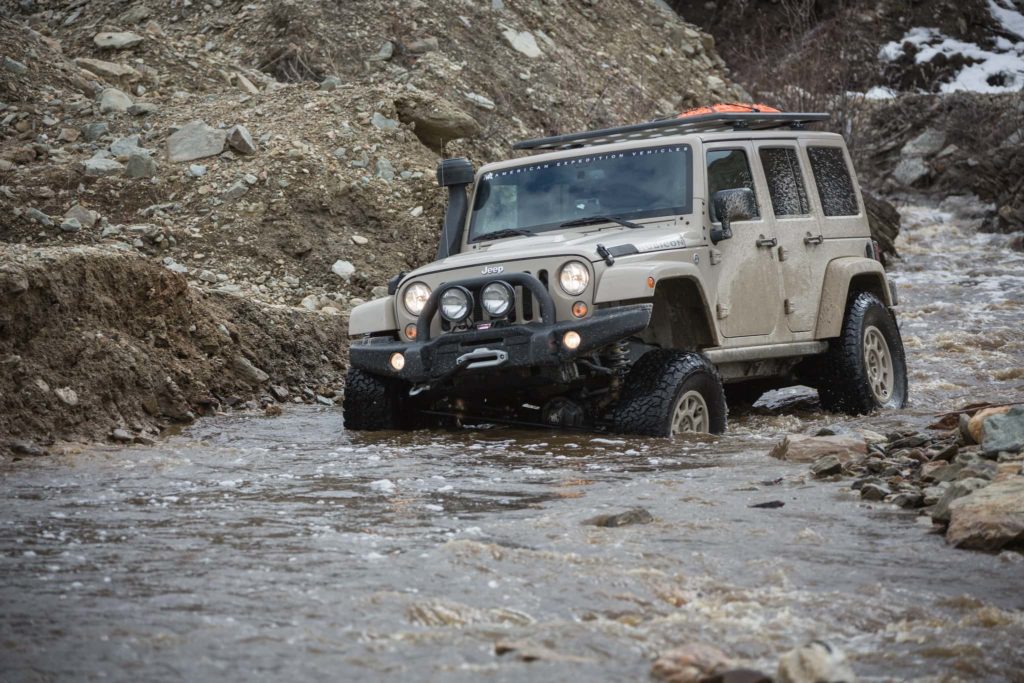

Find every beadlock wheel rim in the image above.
[863,325,895,404]
[671,390,709,435]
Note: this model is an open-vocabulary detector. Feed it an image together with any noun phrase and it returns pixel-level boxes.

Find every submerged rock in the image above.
[584,508,653,527]
[769,434,866,465]
[652,643,732,683]
[777,641,857,683]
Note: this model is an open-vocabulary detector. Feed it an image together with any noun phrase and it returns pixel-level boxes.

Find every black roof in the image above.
[513,112,831,151]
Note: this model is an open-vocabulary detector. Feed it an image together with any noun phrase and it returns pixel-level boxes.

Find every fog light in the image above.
[389,352,405,371]
[562,331,581,350]
[572,301,588,318]
[404,323,418,341]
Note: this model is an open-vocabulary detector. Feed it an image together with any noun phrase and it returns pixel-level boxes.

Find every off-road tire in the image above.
[611,350,727,436]
[818,291,908,414]
[342,367,408,431]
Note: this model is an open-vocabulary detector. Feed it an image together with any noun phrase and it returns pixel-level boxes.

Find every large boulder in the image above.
[946,477,1024,550]
[395,93,481,153]
[167,121,226,163]
[768,434,867,464]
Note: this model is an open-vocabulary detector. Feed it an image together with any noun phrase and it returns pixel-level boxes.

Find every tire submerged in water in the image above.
[342,367,408,430]
[818,291,909,414]
[611,350,727,436]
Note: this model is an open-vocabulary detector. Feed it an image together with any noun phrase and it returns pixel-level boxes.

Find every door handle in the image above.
[803,234,824,245]
[756,236,777,248]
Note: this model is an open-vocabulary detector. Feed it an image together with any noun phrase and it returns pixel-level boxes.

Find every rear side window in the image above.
[759,147,809,216]
[807,146,858,216]
[707,149,760,221]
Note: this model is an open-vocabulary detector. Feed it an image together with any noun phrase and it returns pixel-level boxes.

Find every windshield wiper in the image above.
[473,228,534,242]
[559,215,644,230]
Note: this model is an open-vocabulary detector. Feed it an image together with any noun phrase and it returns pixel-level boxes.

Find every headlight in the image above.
[439,286,472,322]
[403,282,432,316]
[481,281,514,317]
[559,261,590,295]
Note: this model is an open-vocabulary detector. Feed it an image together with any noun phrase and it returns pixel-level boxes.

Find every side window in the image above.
[759,147,810,216]
[707,149,760,221]
[807,146,859,216]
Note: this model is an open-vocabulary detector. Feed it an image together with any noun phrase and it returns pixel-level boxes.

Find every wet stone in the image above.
[931,477,990,524]
[811,454,843,477]
[860,482,892,501]
[111,428,134,442]
[889,491,924,509]
[584,508,653,527]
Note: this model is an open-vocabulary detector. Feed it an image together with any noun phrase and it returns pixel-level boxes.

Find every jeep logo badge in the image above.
[481,265,504,275]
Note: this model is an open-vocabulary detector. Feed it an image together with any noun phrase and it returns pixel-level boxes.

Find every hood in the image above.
[403,216,704,281]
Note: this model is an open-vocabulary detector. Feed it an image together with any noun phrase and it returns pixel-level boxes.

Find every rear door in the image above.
[705,141,782,338]
[753,143,818,332]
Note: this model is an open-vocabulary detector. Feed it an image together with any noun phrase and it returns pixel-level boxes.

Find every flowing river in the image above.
[1,200,1023,682]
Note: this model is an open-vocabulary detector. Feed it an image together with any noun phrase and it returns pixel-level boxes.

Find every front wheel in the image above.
[610,350,727,436]
[818,291,909,414]
[342,367,410,430]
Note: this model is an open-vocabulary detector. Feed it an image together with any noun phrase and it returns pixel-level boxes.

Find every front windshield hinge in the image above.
[596,243,615,266]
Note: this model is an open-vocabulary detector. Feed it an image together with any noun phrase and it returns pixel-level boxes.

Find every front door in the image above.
[705,142,782,338]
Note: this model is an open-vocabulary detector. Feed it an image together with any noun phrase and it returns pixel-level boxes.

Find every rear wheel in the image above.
[818,291,908,414]
[611,350,727,436]
[342,367,409,430]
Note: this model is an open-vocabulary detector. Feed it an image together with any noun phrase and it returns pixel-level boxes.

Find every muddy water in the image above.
[2,202,1023,682]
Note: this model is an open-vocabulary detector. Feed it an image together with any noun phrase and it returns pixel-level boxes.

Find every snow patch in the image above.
[878,3,1024,94]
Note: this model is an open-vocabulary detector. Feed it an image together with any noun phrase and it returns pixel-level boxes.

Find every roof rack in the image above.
[513,112,831,151]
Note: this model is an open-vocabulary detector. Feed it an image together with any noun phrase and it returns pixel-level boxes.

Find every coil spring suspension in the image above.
[603,339,631,376]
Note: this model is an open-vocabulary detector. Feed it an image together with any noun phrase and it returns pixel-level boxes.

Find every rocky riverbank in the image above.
[769,405,1024,552]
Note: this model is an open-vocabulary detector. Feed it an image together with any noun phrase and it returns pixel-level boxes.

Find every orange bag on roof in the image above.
[677,103,781,118]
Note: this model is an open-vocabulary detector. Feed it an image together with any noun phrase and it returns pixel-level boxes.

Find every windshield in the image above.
[468,144,693,241]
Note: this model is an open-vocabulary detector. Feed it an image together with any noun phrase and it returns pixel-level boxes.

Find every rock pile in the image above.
[770,405,1024,551]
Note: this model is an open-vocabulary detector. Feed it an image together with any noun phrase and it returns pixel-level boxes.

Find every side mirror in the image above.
[711,187,757,244]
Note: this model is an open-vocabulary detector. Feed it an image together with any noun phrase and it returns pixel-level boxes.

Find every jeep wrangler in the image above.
[342,110,908,436]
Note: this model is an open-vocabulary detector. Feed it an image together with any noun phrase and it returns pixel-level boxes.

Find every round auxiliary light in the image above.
[389,352,405,371]
[439,286,473,322]
[559,261,590,296]
[403,282,432,316]
[562,331,581,350]
[404,323,418,341]
[572,301,588,318]
[481,281,514,317]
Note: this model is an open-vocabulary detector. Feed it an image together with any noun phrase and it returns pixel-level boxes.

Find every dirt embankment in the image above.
[0,244,347,452]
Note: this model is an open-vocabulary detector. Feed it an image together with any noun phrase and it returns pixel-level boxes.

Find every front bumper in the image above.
[349,304,653,384]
